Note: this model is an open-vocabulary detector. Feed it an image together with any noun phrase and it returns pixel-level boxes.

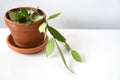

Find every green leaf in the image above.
[55,40,74,73]
[48,12,61,20]
[20,8,28,18]
[47,25,66,42]
[71,50,82,62]
[46,38,55,57]
[32,15,44,22]
[38,22,47,40]
[8,11,22,22]
[38,22,47,33]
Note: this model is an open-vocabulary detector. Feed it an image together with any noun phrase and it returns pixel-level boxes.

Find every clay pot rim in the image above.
[4,6,46,26]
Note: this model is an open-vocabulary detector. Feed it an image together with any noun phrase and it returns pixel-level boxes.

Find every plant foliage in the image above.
[8,7,83,73]
[43,13,83,73]
[8,7,43,24]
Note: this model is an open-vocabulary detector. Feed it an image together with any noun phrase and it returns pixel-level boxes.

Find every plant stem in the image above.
[65,42,71,51]
[55,40,75,73]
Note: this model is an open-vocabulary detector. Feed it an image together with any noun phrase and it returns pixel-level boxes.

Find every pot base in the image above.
[6,34,48,54]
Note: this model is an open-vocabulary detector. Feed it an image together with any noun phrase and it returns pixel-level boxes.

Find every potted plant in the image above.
[4,7,82,73]
[4,7,46,48]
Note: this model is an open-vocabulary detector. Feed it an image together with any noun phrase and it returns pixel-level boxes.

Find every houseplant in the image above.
[4,7,82,73]
[4,7,46,48]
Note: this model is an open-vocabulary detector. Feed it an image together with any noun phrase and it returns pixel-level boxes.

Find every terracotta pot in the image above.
[4,7,46,48]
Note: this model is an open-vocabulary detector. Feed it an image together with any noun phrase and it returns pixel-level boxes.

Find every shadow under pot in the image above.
[4,7,46,48]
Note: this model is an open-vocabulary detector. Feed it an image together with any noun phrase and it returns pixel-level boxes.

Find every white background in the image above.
[1,0,120,28]
[0,29,120,80]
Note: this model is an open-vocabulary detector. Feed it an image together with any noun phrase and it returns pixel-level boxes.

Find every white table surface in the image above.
[0,28,120,80]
